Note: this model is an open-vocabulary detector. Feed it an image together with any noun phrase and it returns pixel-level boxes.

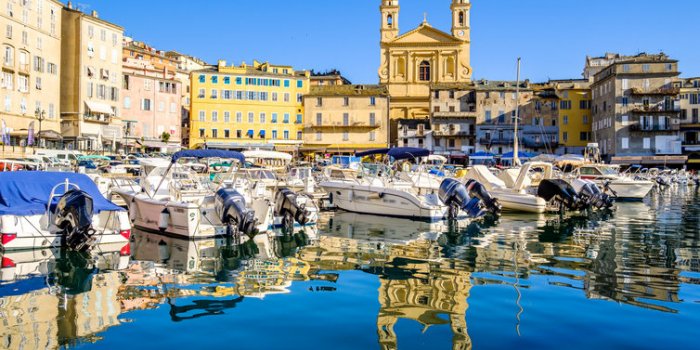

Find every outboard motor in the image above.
[53,189,96,252]
[465,179,501,216]
[215,188,258,236]
[574,179,615,210]
[275,187,311,230]
[439,178,486,219]
[537,179,585,212]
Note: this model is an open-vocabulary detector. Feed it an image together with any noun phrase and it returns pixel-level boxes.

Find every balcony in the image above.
[479,138,515,145]
[83,113,112,124]
[307,122,380,131]
[523,139,559,149]
[629,104,680,114]
[18,63,30,74]
[629,123,680,132]
[630,87,680,96]
[433,130,474,137]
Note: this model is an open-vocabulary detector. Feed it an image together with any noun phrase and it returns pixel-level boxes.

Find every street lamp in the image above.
[34,108,46,149]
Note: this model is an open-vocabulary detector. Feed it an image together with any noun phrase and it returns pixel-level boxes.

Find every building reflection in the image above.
[0,245,129,349]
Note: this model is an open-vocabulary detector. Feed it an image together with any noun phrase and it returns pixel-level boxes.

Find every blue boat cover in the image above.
[171,150,245,164]
[0,172,123,216]
[0,276,47,297]
[501,151,535,159]
[356,147,430,161]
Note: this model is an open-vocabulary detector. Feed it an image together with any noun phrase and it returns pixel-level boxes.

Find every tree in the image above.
[161,132,171,143]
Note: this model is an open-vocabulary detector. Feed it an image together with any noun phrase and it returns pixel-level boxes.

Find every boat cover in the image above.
[356,147,430,161]
[171,150,245,163]
[0,172,123,216]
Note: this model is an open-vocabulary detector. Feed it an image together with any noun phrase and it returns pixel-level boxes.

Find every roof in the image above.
[397,118,432,130]
[432,80,531,91]
[192,63,308,78]
[62,6,124,31]
[387,22,462,45]
[307,85,389,97]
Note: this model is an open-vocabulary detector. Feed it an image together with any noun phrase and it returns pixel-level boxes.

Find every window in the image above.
[248,112,254,123]
[35,77,41,90]
[236,130,242,138]
[369,113,376,126]
[283,130,289,140]
[296,114,302,124]
[621,137,629,149]
[583,115,589,124]
[343,113,349,126]
[315,131,322,141]
[623,64,630,72]
[211,75,218,84]
[270,130,276,139]
[498,110,505,123]
[560,100,572,110]
[580,132,589,141]
[198,88,205,98]
[622,97,629,107]
[370,96,376,106]
[271,113,278,123]
[297,131,302,140]
[272,92,278,101]
[211,111,218,122]
[563,131,568,142]
[343,97,349,106]
[485,111,491,122]
[343,132,349,141]
[260,112,266,123]
[297,80,303,88]
[199,129,205,138]
[224,129,230,138]
[124,96,131,109]
[211,89,218,99]
[563,116,569,125]
[622,79,629,90]
[158,101,165,112]
[284,80,290,88]
[643,138,651,149]
[283,113,290,124]
[199,75,205,83]
[642,64,650,72]
[223,76,230,84]
[18,75,28,92]
[419,61,431,81]
[212,129,218,138]
[284,93,290,102]
[198,111,205,122]
[236,112,242,123]
[224,112,230,122]
[316,113,322,126]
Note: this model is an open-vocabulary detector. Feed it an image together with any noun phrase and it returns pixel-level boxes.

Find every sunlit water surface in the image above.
[1,187,699,349]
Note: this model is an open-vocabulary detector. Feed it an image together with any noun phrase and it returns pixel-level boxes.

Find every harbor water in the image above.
[1,186,699,349]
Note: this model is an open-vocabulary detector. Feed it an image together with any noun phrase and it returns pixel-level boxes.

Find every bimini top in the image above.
[356,147,430,161]
[171,150,245,164]
[0,172,123,216]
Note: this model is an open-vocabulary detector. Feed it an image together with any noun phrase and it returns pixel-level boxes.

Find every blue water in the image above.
[1,186,699,349]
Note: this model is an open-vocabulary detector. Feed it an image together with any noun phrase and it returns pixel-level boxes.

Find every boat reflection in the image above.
[0,245,129,349]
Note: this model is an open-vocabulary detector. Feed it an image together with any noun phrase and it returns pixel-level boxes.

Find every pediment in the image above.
[390,25,461,45]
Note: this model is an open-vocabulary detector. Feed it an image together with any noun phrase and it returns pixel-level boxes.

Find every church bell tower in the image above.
[380,0,399,42]
[451,0,470,41]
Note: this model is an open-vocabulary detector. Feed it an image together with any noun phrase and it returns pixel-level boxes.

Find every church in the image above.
[378,0,473,143]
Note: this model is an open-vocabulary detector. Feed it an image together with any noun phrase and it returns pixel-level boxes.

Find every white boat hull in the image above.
[607,181,654,199]
[492,190,548,214]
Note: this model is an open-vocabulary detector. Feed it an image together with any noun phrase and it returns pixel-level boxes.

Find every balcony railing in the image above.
[630,87,680,96]
[83,114,112,124]
[307,123,380,131]
[629,104,680,114]
[478,138,515,145]
[629,123,679,132]
[433,130,474,137]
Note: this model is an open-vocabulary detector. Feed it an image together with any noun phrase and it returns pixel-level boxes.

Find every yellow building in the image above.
[189,60,309,151]
[1,0,63,148]
[379,0,473,143]
[553,79,592,153]
[302,85,390,155]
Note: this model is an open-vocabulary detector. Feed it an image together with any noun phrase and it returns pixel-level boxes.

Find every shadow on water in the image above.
[1,187,699,348]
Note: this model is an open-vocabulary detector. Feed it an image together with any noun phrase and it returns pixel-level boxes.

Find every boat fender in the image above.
[159,208,171,231]
[348,190,354,201]
[328,192,334,205]
[129,198,137,222]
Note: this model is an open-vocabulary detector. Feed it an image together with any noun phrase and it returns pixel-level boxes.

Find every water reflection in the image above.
[0,187,699,348]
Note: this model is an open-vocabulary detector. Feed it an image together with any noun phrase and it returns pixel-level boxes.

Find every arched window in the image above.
[458,11,465,26]
[419,61,431,81]
[387,14,393,28]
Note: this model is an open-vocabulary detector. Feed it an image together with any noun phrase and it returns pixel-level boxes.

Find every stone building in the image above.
[549,79,592,155]
[309,70,351,86]
[378,0,472,143]
[60,3,124,151]
[302,84,389,155]
[591,53,683,165]
[397,118,433,150]
[121,39,182,152]
[583,53,639,82]
[429,84,477,161]
[677,77,700,155]
[0,0,63,147]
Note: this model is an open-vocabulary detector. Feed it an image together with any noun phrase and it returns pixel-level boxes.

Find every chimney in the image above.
[218,60,227,67]
[67,1,73,9]
[91,10,98,18]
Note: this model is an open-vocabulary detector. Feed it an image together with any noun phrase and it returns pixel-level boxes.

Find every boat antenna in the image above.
[513,58,522,167]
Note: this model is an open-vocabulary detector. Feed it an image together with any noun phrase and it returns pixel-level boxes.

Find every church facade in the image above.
[378,0,473,143]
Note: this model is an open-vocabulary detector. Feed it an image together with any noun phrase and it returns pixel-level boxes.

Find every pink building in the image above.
[121,39,182,151]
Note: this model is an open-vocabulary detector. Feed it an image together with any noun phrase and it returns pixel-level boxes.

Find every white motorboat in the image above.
[572,164,654,200]
[463,165,548,213]
[116,150,270,239]
[0,172,131,251]
[321,148,500,221]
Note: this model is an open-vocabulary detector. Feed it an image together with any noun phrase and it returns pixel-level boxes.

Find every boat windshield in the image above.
[244,169,277,180]
[290,167,311,179]
[600,166,619,176]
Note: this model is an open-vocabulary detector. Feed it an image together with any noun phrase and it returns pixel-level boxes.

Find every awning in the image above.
[259,130,266,137]
[144,141,167,148]
[85,101,114,115]
[247,130,254,136]
[37,130,63,140]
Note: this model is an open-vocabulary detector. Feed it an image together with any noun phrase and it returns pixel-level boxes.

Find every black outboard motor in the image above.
[465,179,501,216]
[577,181,615,209]
[439,178,489,219]
[274,187,311,230]
[537,179,585,212]
[53,189,96,252]
[215,188,258,236]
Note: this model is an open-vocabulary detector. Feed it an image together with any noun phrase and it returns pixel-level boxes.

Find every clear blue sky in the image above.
[79,0,700,83]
